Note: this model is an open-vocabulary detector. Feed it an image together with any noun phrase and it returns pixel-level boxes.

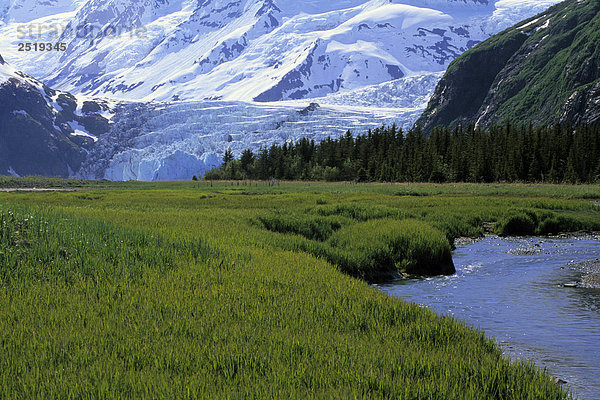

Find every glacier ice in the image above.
[0,0,564,180]
[77,91,431,180]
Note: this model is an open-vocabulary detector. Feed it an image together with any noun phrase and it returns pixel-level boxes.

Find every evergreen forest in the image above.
[205,122,600,184]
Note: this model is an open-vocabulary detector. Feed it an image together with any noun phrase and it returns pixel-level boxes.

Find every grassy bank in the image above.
[2,181,598,398]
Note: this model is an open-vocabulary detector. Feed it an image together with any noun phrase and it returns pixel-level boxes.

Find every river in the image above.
[376,235,600,399]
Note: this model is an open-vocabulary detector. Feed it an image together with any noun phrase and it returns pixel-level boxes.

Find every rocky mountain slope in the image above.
[0,50,428,181]
[0,0,564,180]
[416,0,600,131]
[0,54,111,177]
[0,0,560,103]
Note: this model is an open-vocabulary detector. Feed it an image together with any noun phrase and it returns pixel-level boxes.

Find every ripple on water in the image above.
[460,263,483,275]
[376,235,600,400]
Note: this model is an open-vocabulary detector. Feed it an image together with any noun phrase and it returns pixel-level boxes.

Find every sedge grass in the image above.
[1,181,594,398]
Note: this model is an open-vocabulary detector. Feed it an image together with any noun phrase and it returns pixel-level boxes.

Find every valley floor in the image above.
[2,180,598,398]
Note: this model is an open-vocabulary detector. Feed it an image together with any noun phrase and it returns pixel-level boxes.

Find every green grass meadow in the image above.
[2,181,599,398]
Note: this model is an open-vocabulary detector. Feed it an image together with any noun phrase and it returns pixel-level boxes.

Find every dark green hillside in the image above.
[417,0,600,131]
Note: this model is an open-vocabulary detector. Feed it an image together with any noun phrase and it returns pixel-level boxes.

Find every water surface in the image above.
[376,235,600,399]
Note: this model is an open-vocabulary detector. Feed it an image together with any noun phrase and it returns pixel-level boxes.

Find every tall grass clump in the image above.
[257,214,341,241]
[495,208,592,236]
[324,219,455,280]
[536,215,581,235]
[495,211,537,236]
[314,203,409,221]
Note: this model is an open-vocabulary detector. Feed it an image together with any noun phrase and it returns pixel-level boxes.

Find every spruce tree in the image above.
[223,148,234,164]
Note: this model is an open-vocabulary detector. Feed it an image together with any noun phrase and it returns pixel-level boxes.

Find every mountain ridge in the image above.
[0,53,111,177]
[416,0,600,131]
[0,0,561,103]
[0,0,567,180]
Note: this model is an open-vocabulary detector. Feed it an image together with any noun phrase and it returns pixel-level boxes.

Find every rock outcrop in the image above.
[417,0,600,131]
[0,54,110,177]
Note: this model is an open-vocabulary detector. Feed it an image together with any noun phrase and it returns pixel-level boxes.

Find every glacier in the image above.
[77,95,427,180]
[0,0,563,180]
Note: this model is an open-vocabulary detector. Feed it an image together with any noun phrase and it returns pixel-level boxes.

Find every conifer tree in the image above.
[204,121,599,184]
[223,148,234,164]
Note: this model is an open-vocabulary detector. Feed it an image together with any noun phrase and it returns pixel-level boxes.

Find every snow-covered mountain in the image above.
[1,49,431,180]
[0,0,86,24]
[0,0,561,103]
[0,0,562,180]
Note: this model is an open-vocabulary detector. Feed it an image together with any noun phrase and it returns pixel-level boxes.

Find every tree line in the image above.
[203,121,600,183]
